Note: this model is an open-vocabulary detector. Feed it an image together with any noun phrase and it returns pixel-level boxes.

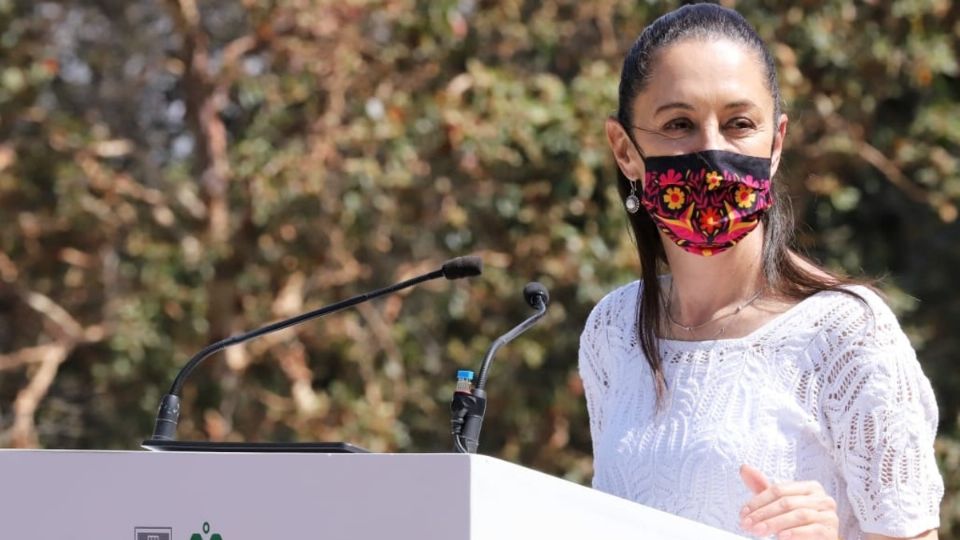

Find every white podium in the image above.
[0,450,747,539]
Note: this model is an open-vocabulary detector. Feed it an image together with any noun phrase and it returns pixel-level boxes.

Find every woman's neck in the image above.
[663,226,767,327]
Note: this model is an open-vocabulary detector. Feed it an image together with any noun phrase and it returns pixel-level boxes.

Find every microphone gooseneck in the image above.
[475,282,548,392]
[451,281,549,454]
[148,255,482,442]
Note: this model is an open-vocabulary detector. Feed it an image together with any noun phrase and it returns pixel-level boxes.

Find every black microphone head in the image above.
[523,282,549,309]
[441,256,483,280]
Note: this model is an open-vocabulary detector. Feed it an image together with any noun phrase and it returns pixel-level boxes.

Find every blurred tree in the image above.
[0,0,958,533]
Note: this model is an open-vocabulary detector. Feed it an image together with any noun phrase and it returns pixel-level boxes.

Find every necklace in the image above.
[665,279,765,335]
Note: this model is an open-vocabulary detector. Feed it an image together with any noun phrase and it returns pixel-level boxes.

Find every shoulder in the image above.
[579,280,644,385]
[806,285,930,409]
[807,284,909,353]
[583,279,642,333]
[579,279,643,361]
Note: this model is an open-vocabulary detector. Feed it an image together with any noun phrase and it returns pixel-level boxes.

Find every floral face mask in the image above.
[632,149,774,257]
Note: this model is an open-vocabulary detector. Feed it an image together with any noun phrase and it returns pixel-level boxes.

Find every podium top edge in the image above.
[0,449,488,458]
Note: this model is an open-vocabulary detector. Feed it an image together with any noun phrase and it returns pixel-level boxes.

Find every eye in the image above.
[663,117,694,132]
[724,117,757,132]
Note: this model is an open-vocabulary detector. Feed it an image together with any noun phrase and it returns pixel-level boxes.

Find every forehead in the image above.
[634,38,774,114]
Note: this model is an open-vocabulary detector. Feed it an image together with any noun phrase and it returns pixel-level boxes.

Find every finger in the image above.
[740,464,770,495]
[742,508,834,537]
[741,494,837,526]
[775,521,836,540]
[741,481,825,515]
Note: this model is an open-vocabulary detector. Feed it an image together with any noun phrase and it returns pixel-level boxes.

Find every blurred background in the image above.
[1,0,958,533]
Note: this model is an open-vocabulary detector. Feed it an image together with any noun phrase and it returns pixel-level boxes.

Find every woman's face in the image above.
[606,38,788,184]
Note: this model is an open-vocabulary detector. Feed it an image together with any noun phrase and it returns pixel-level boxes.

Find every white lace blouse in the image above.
[578,279,943,539]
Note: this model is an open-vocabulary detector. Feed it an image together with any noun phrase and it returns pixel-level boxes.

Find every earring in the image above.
[625,178,640,214]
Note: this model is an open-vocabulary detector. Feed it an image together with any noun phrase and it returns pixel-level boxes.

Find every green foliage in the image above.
[0,0,958,533]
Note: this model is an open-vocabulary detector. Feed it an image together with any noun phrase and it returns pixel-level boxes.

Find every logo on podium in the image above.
[191,521,223,540]
[134,527,172,540]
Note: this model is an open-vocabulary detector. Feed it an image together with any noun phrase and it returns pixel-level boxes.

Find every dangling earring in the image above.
[625,178,640,214]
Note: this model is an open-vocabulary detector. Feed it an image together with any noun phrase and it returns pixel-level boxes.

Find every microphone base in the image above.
[141,440,370,453]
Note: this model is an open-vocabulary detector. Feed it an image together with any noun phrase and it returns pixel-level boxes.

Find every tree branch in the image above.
[7,343,69,448]
[0,290,106,446]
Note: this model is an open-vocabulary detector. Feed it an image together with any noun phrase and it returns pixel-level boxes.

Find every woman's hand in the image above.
[739,464,840,539]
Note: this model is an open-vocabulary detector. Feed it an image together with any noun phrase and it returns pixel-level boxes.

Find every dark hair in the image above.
[614,3,870,405]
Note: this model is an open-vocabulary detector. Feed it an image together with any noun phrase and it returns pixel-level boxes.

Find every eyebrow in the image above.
[654,102,695,116]
[724,100,760,111]
[654,100,762,116]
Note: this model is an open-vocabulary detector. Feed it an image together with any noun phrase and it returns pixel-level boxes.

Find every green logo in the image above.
[190,522,222,540]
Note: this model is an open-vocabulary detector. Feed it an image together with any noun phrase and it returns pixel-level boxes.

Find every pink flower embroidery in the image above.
[659,169,683,186]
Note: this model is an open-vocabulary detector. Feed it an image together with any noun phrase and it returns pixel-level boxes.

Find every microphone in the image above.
[450,281,549,454]
[145,255,482,445]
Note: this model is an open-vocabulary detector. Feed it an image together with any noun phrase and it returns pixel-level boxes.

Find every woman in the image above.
[579,4,943,540]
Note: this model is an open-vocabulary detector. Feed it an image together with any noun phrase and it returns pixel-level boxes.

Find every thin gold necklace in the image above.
[665,279,765,334]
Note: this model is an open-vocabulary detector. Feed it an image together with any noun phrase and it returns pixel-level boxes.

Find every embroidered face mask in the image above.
[634,149,774,257]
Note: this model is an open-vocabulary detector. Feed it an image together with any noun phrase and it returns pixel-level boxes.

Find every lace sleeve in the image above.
[578,288,620,455]
[820,288,943,537]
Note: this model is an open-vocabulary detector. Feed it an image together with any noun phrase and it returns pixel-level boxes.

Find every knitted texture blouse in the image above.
[578,279,943,539]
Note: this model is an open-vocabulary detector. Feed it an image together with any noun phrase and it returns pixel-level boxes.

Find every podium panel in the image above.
[0,450,747,539]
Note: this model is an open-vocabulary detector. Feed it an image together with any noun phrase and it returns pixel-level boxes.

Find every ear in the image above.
[605,116,646,182]
[769,112,788,177]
